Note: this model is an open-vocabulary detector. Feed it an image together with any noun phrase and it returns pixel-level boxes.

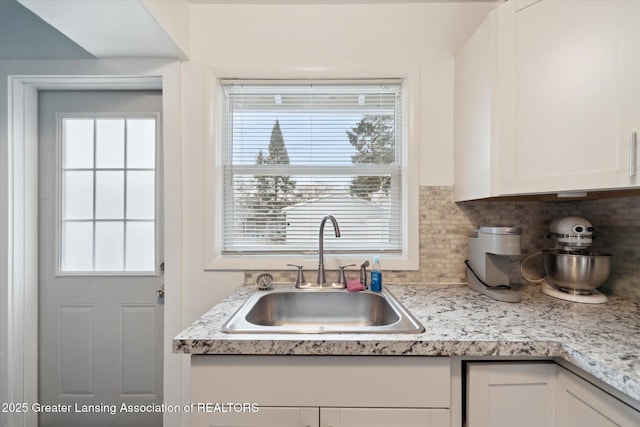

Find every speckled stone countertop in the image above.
[173,283,640,402]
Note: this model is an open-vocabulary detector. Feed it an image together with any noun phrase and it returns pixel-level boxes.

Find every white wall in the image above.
[141,0,190,58]
[181,2,494,321]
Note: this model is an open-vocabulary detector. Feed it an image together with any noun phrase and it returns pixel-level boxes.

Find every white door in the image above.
[38,90,164,427]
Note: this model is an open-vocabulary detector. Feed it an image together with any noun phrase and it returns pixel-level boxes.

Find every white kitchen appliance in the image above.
[466,227,522,303]
[541,216,610,304]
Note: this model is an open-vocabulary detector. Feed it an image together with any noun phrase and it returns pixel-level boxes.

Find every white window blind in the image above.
[220,81,404,255]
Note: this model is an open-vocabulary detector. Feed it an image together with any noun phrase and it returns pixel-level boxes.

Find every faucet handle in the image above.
[287,264,305,288]
[337,263,356,287]
[360,260,370,288]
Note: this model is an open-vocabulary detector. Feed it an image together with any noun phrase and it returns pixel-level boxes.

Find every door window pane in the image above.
[95,171,124,219]
[63,171,93,220]
[126,222,155,271]
[63,119,94,168]
[96,119,125,168]
[127,119,156,169]
[126,171,155,220]
[59,115,157,273]
[95,222,124,271]
[62,222,93,271]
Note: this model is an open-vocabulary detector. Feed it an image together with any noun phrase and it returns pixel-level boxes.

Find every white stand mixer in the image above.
[541,216,609,304]
[466,227,522,303]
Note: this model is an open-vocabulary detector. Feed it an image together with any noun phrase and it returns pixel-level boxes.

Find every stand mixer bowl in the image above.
[542,249,611,294]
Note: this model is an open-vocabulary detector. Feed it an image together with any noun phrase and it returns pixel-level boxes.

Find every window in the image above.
[59,116,158,273]
[219,81,405,255]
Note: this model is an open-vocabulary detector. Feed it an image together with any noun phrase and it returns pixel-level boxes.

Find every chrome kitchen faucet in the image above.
[317,215,340,286]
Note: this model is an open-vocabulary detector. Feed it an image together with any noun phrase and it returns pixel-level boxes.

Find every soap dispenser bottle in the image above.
[370,256,382,292]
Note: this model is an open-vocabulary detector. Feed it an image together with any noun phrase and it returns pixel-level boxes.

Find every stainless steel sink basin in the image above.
[222,287,425,334]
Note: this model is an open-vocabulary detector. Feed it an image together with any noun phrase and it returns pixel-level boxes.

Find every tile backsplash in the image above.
[246,186,640,302]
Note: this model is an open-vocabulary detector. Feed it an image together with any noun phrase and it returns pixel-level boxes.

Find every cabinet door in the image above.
[454,10,497,201]
[556,368,640,427]
[618,1,640,187]
[210,407,319,427]
[466,362,556,427]
[320,408,449,427]
[502,0,620,194]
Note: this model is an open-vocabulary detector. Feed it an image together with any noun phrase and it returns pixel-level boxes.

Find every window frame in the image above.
[205,69,420,272]
[54,112,162,277]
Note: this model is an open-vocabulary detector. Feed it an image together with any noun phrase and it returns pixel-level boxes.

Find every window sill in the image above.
[205,251,418,272]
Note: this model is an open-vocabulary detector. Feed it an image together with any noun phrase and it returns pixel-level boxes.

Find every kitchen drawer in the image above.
[192,355,450,408]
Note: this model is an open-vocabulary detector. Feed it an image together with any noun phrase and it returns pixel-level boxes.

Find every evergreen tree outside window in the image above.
[220,81,404,255]
[347,115,394,202]
[248,120,295,241]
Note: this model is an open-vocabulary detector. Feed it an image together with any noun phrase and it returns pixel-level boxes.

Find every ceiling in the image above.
[2,0,497,61]
[0,0,94,59]
[3,0,187,60]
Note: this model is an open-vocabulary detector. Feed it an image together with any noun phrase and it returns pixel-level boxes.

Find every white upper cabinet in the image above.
[454,0,640,201]
[618,1,640,187]
[454,10,498,201]
[504,0,619,194]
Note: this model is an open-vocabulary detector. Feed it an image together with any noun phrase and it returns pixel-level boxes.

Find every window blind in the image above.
[220,81,404,254]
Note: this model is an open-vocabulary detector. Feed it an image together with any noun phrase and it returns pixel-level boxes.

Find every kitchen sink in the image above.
[222,287,425,334]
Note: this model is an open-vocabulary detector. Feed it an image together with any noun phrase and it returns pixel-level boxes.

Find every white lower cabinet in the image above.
[191,356,451,427]
[193,357,640,427]
[466,362,557,427]
[209,407,449,427]
[556,367,640,427]
[467,362,640,427]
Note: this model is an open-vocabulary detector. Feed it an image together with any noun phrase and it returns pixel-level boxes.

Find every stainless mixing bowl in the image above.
[542,249,611,294]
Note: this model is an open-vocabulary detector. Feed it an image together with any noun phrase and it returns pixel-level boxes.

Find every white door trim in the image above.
[7,70,184,427]
[7,75,39,427]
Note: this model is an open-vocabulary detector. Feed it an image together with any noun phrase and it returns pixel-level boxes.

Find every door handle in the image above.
[157,261,165,298]
[630,131,637,177]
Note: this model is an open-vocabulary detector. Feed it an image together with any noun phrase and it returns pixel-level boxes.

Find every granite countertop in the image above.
[173,282,640,403]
